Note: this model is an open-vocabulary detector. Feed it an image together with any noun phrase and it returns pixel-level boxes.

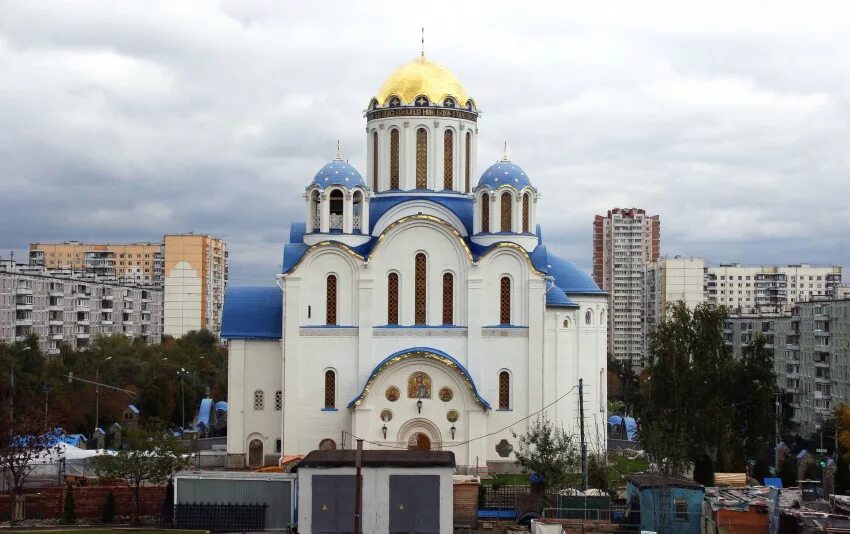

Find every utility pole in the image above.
[354,438,363,534]
[579,378,588,491]
[775,391,781,471]
[95,356,112,431]
[177,368,187,429]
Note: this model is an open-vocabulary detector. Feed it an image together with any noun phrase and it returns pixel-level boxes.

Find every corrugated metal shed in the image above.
[174,471,296,530]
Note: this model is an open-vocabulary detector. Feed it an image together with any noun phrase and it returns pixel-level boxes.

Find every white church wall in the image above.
[226,339,281,467]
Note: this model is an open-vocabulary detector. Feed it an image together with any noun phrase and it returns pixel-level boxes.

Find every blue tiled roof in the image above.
[477,161,532,190]
[214,401,228,412]
[368,194,473,235]
[196,398,213,430]
[220,286,282,340]
[546,283,578,308]
[311,159,366,189]
[532,245,605,295]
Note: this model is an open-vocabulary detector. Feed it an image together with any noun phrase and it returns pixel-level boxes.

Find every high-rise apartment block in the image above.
[0,261,162,353]
[724,296,850,437]
[29,241,163,283]
[163,234,228,337]
[644,257,705,353]
[705,264,842,314]
[28,234,228,337]
[593,208,660,367]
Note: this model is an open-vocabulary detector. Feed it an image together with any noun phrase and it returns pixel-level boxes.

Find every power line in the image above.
[344,384,580,450]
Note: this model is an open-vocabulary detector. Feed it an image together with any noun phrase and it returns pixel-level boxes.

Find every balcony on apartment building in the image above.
[15,295,34,310]
[15,313,33,326]
[15,281,33,295]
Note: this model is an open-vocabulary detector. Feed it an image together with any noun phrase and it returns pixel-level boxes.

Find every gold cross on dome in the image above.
[335,140,341,161]
[503,141,509,161]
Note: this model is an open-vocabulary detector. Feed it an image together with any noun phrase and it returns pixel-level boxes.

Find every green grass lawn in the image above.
[8,530,206,534]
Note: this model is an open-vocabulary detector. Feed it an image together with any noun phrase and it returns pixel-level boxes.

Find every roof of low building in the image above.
[300,449,455,468]
[629,474,703,490]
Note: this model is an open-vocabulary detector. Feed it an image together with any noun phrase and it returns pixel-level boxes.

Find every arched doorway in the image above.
[248,439,263,467]
[407,432,431,451]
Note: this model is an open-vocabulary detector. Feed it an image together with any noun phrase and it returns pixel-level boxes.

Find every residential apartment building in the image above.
[644,257,705,354]
[29,241,163,283]
[593,208,660,367]
[724,297,850,438]
[163,234,228,337]
[29,234,228,337]
[0,261,163,354]
[705,264,842,314]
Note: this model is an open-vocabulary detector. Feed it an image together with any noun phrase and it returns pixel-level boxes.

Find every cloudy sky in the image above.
[1,1,848,285]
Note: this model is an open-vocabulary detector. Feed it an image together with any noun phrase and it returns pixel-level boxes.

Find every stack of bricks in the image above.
[0,485,166,520]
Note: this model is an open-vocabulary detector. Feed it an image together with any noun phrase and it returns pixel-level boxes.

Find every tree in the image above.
[512,415,579,492]
[0,343,62,508]
[92,426,190,522]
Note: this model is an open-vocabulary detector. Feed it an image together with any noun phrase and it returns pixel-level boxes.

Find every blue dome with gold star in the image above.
[477,160,532,190]
[311,159,366,189]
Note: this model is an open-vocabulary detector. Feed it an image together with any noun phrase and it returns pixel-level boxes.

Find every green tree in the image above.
[639,301,776,478]
[512,415,578,492]
[92,425,190,522]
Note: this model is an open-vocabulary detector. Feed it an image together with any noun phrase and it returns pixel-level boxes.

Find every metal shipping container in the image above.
[174,471,297,530]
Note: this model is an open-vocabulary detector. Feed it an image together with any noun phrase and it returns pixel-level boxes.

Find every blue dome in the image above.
[477,161,532,190]
[545,253,604,295]
[311,159,366,189]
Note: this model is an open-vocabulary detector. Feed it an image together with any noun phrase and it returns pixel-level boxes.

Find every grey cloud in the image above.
[0,1,848,287]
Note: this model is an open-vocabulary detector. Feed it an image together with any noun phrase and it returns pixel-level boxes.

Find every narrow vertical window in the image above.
[500,277,511,325]
[324,370,335,409]
[443,130,454,190]
[522,193,530,233]
[388,272,399,325]
[465,131,471,192]
[481,193,490,233]
[499,371,510,410]
[442,272,453,325]
[372,131,378,190]
[415,253,426,325]
[416,128,428,189]
[501,192,512,232]
[390,129,400,189]
[326,274,337,325]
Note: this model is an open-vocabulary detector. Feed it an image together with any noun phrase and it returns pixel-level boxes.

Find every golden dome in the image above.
[374,57,471,107]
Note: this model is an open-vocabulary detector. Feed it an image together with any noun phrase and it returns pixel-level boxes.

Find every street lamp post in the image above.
[154,357,167,379]
[177,368,187,430]
[95,356,112,431]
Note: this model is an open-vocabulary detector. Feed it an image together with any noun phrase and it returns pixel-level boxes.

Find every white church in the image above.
[221,52,608,470]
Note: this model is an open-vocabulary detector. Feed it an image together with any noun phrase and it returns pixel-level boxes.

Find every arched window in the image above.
[500,277,511,325]
[522,192,530,233]
[372,131,378,190]
[319,438,337,450]
[326,275,337,325]
[481,193,490,233]
[585,310,592,325]
[253,390,264,410]
[387,272,399,325]
[501,192,512,232]
[442,272,453,325]
[274,390,282,411]
[465,131,471,192]
[498,371,510,410]
[390,129,400,189]
[416,128,428,189]
[329,190,343,230]
[324,370,336,409]
[310,190,320,232]
[443,130,453,190]
[352,190,363,233]
[563,318,571,329]
[415,253,427,325]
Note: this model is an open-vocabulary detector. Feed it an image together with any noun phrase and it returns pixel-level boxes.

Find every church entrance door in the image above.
[407,432,431,451]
